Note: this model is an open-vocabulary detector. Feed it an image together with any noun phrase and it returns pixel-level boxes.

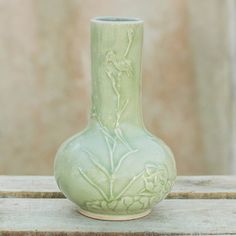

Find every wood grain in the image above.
[1,175,236,199]
[0,198,236,235]
[0,176,63,198]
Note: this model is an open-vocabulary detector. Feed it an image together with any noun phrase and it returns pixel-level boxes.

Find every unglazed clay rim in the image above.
[79,208,151,221]
[91,16,143,24]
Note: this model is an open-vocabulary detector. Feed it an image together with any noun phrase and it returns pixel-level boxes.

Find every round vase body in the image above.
[54,17,176,221]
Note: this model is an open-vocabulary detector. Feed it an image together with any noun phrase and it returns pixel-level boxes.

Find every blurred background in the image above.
[0,0,236,175]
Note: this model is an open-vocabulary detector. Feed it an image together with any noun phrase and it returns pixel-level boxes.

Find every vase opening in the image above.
[91,16,143,24]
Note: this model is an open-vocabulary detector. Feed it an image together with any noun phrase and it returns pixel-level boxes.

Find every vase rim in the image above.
[91,16,143,24]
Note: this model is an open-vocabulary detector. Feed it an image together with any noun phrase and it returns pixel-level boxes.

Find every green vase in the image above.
[54,16,176,221]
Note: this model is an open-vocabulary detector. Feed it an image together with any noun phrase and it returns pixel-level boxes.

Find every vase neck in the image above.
[89,17,144,129]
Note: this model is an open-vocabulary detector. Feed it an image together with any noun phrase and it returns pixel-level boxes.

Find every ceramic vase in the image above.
[54,16,176,221]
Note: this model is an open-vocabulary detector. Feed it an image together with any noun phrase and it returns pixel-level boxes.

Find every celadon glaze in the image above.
[54,16,176,221]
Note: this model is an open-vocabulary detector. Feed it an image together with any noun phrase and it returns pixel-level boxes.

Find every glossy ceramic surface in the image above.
[54,16,176,220]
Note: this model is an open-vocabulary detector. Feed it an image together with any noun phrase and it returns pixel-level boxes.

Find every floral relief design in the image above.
[83,163,174,213]
[76,28,174,214]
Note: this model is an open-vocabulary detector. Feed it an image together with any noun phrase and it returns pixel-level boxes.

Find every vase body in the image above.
[54,17,176,221]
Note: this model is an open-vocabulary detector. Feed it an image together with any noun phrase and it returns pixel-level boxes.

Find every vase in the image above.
[54,16,176,221]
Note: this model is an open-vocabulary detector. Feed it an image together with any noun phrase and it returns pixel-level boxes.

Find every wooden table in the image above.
[0,176,236,235]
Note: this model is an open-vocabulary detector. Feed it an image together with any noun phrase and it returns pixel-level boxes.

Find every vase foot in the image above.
[78,208,151,221]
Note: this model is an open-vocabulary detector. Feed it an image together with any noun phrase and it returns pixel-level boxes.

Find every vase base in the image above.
[78,208,151,221]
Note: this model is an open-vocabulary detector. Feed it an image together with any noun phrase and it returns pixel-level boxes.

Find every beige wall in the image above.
[0,0,234,175]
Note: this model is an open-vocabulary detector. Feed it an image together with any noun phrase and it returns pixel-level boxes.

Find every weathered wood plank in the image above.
[0,175,236,199]
[0,198,236,235]
[171,175,236,199]
[0,176,63,198]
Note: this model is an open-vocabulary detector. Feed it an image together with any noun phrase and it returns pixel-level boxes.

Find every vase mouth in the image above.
[91,16,143,24]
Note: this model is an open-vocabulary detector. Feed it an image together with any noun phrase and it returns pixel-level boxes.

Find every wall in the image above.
[0,0,234,175]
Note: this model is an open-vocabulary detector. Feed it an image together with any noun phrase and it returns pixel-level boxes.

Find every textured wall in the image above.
[0,0,233,175]
[188,0,233,174]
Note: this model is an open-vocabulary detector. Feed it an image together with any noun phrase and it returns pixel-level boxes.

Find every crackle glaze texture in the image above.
[54,17,176,220]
